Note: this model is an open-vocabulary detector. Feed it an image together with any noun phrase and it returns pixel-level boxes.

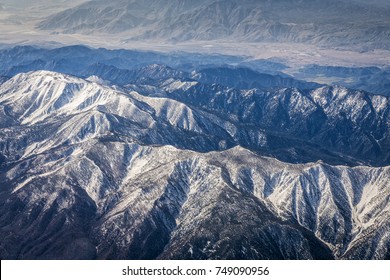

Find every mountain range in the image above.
[0,0,389,265]
[1,45,389,97]
[0,67,388,259]
[37,0,390,51]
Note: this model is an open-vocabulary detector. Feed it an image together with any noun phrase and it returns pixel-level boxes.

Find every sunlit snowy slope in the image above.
[0,70,389,259]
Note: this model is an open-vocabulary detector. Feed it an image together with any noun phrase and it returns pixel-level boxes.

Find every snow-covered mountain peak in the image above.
[6,70,81,85]
[0,70,87,100]
[0,71,123,124]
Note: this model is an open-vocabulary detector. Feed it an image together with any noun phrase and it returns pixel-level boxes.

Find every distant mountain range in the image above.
[1,45,389,96]
[37,0,390,50]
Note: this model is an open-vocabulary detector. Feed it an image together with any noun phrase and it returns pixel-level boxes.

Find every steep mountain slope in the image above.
[146,80,390,166]
[0,71,239,158]
[0,71,389,260]
[37,0,390,50]
[5,139,389,260]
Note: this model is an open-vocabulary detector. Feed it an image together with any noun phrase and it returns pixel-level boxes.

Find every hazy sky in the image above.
[0,0,86,10]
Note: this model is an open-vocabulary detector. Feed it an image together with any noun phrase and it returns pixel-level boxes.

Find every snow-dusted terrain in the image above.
[0,70,388,259]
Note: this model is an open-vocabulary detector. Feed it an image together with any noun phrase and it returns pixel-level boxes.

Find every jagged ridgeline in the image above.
[0,47,389,260]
